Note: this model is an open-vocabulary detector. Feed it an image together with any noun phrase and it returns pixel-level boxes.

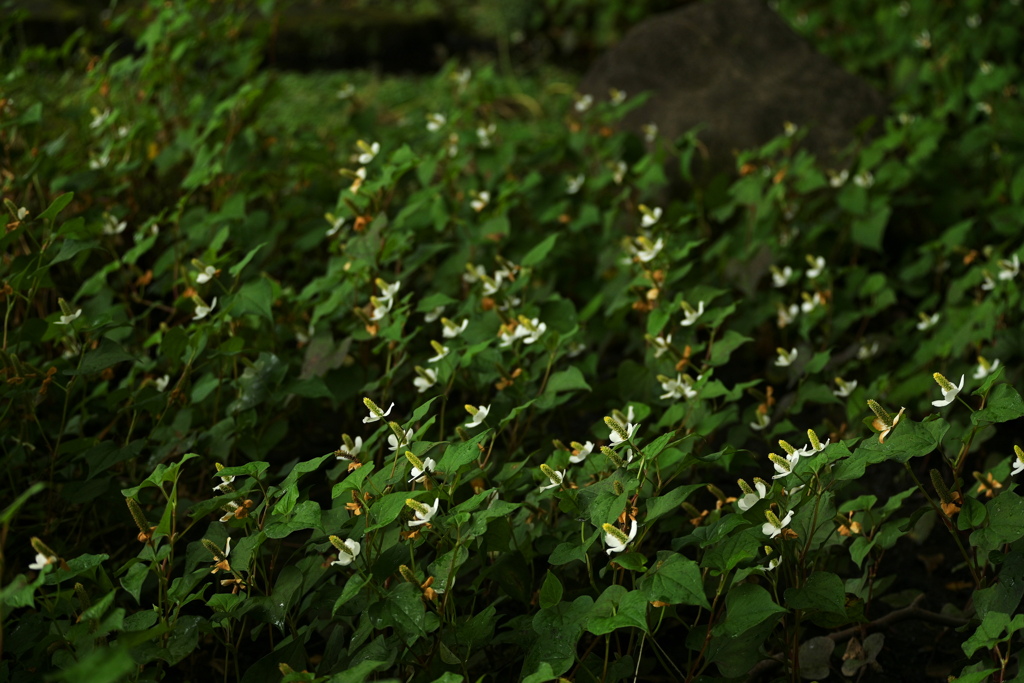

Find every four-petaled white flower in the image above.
[609,88,627,105]
[777,303,799,328]
[102,215,127,235]
[679,301,705,327]
[659,374,697,401]
[29,552,57,571]
[408,498,440,527]
[998,254,1020,281]
[16,207,29,220]
[362,400,394,424]
[465,404,490,428]
[641,123,658,143]
[634,236,664,263]
[853,171,874,188]
[428,342,450,363]
[326,213,345,237]
[388,428,414,452]
[801,292,824,313]
[193,297,217,321]
[336,83,355,100]
[337,436,362,460]
[424,305,445,323]
[738,479,768,512]
[566,174,585,195]
[931,373,965,407]
[805,255,826,279]
[603,519,638,555]
[441,318,469,339]
[640,205,662,228]
[651,334,672,358]
[520,318,547,345]
[350,167,367,193]
[833,377,857,398]
[155,374,170,392]
[331,539,361,567]
[857,342,879,359]
[772,266,793,288]
[413,368,437,393]
[973,357,1001,380]
[1011,446,1024,477]
[57,309,82,325]
[916,312,940,331]
[775,347,798,367]
[409,457,436,484]
[608,417,638,446]
[470,191,490,212]
[569,441,594,464]
[762,510,794,539]
[426,112,446,132]
[539,466,565,492]
[476,123,496,147]
[357,140,380,165]
[829,169,849,188]
[574,94,593,112]
[613,160,627,185]
[750,411,770,431]
[196,265,217,284]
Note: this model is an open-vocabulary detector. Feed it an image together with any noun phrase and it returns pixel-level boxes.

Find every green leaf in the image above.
[637,551,710,609]
[962,611,1024,657]
[231,277,274,322]
[972,384,1024,426]
[523,596,594,679]
[520,234,559,267]
[709,330,752,367]
[437,431,490,473]
[587,585,649,635]
[539,571,563,609]
[645,484,703,523]
[365,491,427,532]
[543,366,591,395]
[333,574,369,614]
[38,192,74,221]
[0,482,45,525]
[784,571,847,615]
[700,528,761,573]
[70,337,136,375]
[228,242,267,277]
[853,418,948,464]
[715,582,787,637]
[271,453,332,515]
[970,491,1024,552]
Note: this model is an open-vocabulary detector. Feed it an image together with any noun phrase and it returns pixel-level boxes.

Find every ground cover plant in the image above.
[2,0,1024,681]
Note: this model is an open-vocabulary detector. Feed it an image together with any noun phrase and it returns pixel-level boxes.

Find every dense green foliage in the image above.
[2,0,1024,681]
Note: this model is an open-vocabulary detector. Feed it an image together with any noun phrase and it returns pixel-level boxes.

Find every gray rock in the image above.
[579,0,886,177]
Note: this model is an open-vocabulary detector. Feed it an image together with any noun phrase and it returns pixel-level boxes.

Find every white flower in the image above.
[326,213,345,237]
[608,417,638,446]
[982,273,996,291]
[783,121,798,137]
[998,254,1020,281]
[805,255,826,279]
[337,436,363,459]
[853,171,874,188]
[772,266,793,288]
[539,467,565,492]
[196,265,217,284]
[470,191,490,212]
[651,334,672,358]
[193,297,217,321]
[1012,446,1024,476]
[29,552,57,571]
[762,510,794,539]
[566,174,585,195]
[388,428,414,452]
[603,519,638,555]
[635,236,664,263]
[569,441,594,464]
[829,169,849,188]
[155,374,170,392]
[89,150,110,169]
[770,454,793,480]
[426,112,446,132]
[377,279,401,304]
[89,108,111,129]
[336,83,355,100]
[574,94,593,112]
[679,301,705,327]
[857,342,879,360]
[424,305,445,323]
[641,123,658,143]
[640,205,663,228]
[362,401,394,424]
[476,123,496,147]
[774,347,798,367]
[750,412,770,431]
[613,160,627,185]
[916,312,940,331]
[931,373,965,407]
[357,141,380,165]
[973,358,1001,380]
[102,215,127,235]
[16,207,29,220]
[409,457,436,483]
[833,377,857,398]
[913,29,931,50]
[465,404,490,428]
[801,292,824,313]
[738,480,768,512]
[369,297,392,321]
[350,167,367,193]
[331,539,361,567]
[407,498,440,527]
[428,343,450,363]
[57,309,82,325]
[446,132,459,158]
[777,303,799,328]
[520,318,547,345]
[441,318,469,339]
[660,374,697,401]
[414,368,437,393]
[609,88,627,105]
